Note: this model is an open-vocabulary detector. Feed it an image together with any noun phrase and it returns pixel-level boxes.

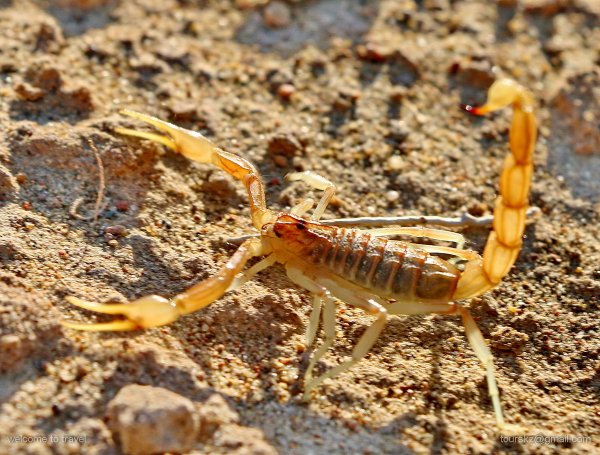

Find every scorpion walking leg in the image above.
[305,296,387,396]
[285,265,338,390]
[286,171,336,221]
[227,254,277,292]
[320,208,541,228]
[63,238,267,331]
[306,294,323,346]
[304,296,337,394]
[356,225,475,264]
[364,226,466,250]
[290,198,315,217]
[321,213,496,228]
[287,267,389,397]
[388,300,507,428]
[447,304,505,428]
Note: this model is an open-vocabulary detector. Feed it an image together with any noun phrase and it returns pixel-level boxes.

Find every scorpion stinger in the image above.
[62,80,537,432]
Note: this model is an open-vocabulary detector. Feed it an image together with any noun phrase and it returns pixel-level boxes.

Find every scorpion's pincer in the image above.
[62,295,180,331]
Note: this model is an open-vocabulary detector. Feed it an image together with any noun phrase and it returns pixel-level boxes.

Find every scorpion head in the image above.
[272,213,309,239]
[262,213,325,257]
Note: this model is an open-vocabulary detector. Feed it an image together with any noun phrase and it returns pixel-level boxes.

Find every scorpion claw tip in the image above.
[61,319,140,332]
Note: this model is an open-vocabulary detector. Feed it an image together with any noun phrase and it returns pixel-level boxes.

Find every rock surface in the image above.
[106,385,198,455]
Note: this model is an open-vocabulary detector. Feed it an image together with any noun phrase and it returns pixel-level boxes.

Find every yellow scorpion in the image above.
[63,79,537,430]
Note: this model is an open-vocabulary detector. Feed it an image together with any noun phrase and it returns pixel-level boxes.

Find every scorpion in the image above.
[62,79,537,430]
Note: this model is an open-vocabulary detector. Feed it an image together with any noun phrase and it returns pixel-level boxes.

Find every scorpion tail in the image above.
[455,80,537,300]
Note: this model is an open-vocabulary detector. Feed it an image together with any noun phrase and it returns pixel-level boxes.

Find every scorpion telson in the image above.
[63,79,537,431]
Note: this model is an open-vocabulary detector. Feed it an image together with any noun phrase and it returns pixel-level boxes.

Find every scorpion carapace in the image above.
[63,79,537,430]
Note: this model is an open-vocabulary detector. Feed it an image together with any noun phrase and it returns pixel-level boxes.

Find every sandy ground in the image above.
[0,0,599,454]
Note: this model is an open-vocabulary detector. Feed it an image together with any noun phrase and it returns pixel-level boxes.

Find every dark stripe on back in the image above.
[344,232,371,281]
[392,246,427,299]
[415,255,460,302]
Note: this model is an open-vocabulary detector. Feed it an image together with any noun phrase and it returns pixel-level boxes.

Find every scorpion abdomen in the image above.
[306,227,461,304]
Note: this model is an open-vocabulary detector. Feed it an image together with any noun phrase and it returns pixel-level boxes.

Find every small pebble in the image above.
[15,82,45,101]
[145,225,158,236]
[107,239,118,247]
[387,156,405,171]
[386,190,400,202]
[16,173,27,184]
[59,368,76,383]
[115,200,129,212]
[357,43,392,63]
[169,101,198,122]
[273,154,288,167]
[267,134,302,157]
[105,225,128,237]
[277,83,296,100]
[582,110,594,122]
[0,334,21,351]
[263,1,291,28]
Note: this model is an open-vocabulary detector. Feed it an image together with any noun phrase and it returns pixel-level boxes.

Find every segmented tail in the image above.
[455,80,537,300]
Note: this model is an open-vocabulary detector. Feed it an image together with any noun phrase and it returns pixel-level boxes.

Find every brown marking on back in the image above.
[384,244,406,293]
[333,229,356,275]
[391,247,427,299]
[345,232,371,281]
[416,256,460,302]
[365,237,388,287]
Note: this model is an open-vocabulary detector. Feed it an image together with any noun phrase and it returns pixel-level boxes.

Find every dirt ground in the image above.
[0,0,599,454]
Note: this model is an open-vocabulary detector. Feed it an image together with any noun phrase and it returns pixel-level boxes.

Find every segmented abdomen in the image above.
[307,228,460,303]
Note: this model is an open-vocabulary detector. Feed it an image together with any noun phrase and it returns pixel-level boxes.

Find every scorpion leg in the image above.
[448,304,505,429]
[285,266,336,388]
[285,266,329,348]
[354,225,475,265]
[304,296,336,395]
[63,238,267,331]
[287,265,389,398]
[305,293,387,397]
[386,299,510,430]
[227,254,277,292]
[362,226,466,249]
[444,303,525,430]
[320,207,540,228]
[321,213,495,228]
[306,294,323,346]
[290,198,315,217]
[286,171,336,221]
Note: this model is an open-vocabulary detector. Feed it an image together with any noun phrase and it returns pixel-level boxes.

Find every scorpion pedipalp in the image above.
[62,295,179,331]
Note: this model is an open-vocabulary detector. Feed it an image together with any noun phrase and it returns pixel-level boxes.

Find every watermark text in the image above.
[499,434,591,445]
[6,434,87,445]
